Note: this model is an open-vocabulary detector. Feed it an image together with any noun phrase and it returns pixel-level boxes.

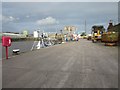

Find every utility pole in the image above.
[85,20,86,34]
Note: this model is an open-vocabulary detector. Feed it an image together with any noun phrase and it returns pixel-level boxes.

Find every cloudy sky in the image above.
[2,2,118,34]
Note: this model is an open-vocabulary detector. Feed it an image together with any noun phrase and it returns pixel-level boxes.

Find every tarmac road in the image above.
[2,39,118,88]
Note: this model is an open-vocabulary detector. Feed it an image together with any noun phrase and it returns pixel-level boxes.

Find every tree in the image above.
[81,32,86,36]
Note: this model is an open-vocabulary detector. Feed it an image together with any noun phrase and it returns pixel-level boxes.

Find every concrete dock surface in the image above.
[2,39,118,88]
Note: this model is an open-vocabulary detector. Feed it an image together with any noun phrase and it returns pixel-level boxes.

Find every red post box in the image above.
[2,36,12,59]
[2,36,11,47]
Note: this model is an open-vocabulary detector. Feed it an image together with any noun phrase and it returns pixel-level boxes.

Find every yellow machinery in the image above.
[91,25,105,43]
[101,22,119,46]
[102,32,118,46]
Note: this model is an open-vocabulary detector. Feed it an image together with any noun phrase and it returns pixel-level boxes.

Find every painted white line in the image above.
[57,73,70,88]
[61,57,75,71]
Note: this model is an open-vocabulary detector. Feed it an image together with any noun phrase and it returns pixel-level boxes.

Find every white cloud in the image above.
[37,17,59,25]
[2,15,15,22]
[9,16,15,21]
[2,15,20,23]
[26,15,30,18]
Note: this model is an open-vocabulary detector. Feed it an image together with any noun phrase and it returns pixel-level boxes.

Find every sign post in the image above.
[6,46,8,59]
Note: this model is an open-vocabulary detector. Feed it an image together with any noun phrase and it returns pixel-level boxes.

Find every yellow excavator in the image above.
[91,25,105,43]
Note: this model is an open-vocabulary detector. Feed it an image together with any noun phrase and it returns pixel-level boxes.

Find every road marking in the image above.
[56,56,75,88]
[61,56,75,71]
[56,73,70,88]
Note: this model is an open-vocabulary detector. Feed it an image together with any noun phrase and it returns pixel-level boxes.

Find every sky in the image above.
[1,2,118,34]
[1,0,120,2]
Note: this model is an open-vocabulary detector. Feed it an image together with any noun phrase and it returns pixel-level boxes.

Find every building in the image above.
[107,23,120,32]
[64,26,76,34]
[1,32,25,38]
[33,30,39,38]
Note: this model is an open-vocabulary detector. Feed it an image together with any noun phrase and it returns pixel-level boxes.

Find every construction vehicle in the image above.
[102,32,118,46]
[91,25,105,43]
[55,33,64,44]
[87,34,92,40]
[101,21,119,46]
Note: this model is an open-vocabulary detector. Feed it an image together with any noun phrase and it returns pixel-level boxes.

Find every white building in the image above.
[33,31,39,38]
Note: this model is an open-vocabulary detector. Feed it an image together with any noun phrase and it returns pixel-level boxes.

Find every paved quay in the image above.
[2,41,34,58]
[2,39,118,88]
